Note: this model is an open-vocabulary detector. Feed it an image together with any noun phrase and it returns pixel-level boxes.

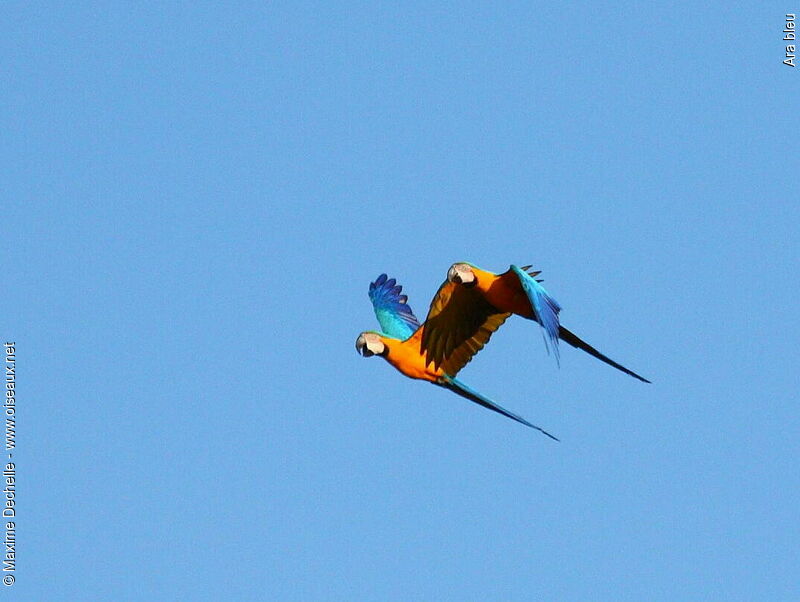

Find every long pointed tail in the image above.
[559,326,651,383]
[439,377,559,441]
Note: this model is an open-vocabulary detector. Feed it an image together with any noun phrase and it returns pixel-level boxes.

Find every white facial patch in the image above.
[356,332,385,357]
[456,264,475,284]
[364,333,385,355]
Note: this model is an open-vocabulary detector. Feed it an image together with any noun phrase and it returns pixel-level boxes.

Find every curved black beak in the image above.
[355,335,374,357]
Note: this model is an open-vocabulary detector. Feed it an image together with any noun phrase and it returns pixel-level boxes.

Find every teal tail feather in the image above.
[439,376,559,441]
[559,326,651,383]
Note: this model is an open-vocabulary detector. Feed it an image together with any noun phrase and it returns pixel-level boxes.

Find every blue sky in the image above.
[3,3,799,600]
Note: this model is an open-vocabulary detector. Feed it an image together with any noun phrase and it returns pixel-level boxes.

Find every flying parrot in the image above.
[355,274,558,440]
[421,262,650,383]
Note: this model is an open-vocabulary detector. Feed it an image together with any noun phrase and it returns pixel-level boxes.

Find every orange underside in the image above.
[381,330,443,382]
[477,269,535,319]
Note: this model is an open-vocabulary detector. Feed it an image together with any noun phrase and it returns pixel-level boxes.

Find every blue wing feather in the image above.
[368,274,421,340]
[510,265,562,363]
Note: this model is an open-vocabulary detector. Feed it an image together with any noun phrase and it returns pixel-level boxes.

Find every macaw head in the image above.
[447,262,477,287]
[355,331,387,358]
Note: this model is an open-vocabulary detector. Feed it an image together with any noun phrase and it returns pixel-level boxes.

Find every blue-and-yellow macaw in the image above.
[421,262,650,383]
[355,274,558,440]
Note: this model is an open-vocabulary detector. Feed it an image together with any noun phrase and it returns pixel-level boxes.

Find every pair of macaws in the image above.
[355,262,649,440]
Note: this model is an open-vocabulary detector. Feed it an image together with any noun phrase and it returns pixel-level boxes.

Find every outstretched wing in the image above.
[509,265,562,362]
[420,280,510,374]
[368,274,421,340]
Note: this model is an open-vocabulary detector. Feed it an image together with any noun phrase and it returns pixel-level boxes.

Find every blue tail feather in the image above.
[441,376,559,440]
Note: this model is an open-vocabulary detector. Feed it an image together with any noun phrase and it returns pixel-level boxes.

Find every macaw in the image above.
[421,262,650,383]
[355,274,558,440]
